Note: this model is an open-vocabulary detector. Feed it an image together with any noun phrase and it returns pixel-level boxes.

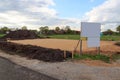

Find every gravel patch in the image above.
[0,57,58,80]
[0,50,120,80]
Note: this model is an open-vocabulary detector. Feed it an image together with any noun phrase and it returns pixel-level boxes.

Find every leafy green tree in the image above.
[55,27,60,32]
[116,25,120,34]
[102,29,114,35]
[21,26,27,30]
[64,26,72,34]
[0,26,10,34]
[44,26,49,34]
[39,26,49,35]
[39,27,44,34]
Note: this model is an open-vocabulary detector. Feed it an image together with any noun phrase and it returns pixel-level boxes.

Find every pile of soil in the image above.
[1,30,39,40]
[0,42,71,62]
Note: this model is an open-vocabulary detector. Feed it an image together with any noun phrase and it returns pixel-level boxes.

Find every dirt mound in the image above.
[1,30,39,40]
[0,42,71,62]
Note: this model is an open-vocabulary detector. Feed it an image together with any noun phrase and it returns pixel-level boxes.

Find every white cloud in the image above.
[0,0,80,30]
[83,0,120,31]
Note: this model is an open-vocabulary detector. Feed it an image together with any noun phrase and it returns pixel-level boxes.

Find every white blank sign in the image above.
[81,22,101,37]
[87,37,100,47]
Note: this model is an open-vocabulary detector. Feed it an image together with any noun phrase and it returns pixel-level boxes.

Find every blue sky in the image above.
[0,0,120,31]
[53,0,105,18]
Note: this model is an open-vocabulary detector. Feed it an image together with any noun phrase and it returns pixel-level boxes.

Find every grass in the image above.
[73,54,110,63]
[0,34,6,38]
[1,33,120,41]
[47,34,86,40]
[100,35,120,41]
[45,34,120,41]
[48,34,81,40]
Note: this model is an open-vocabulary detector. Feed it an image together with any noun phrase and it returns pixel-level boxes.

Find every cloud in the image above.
[0,0,80,30]
[83,0,120,31]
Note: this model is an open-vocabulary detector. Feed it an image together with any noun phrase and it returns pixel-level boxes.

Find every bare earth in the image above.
[10,39,120,54]
[1,39,120,80]
[10,39,120,67]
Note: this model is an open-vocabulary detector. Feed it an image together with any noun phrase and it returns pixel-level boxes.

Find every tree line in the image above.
[0,26,80,35]
[0,25,120,35]
[102,25,120,35]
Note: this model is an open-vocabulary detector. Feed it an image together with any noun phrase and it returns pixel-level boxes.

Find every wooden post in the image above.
[64,50,66,58]
[72,51,74,59]
[80,40,82,55]
[98,47,100,55]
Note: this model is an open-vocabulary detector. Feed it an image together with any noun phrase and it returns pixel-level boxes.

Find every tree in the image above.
[0,26,10,34]
[102,29,114,35]
[55,27,60,32]
[64,26,72,34]
[39,26,49,35]
[39,27,44,34]
[116,25,120,34]
[21,26,27,30]
[44,26,49,34]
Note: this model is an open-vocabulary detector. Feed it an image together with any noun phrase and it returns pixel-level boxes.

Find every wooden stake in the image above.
[98,47,100,55]
[64,50,66,58]
[80,40,82,55]
[72,51,74,59]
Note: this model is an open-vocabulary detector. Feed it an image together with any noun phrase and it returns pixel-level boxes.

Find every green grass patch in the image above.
[48,34,80,40]
[47,34,86,40]
[73,54,110,63]
[38,34,120,41]
[0,34,6,38]
[100,35,120,41]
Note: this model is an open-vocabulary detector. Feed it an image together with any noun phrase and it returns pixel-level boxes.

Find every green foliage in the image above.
[64,26,72,34]
[100,35,120,41]
[21,26,27,30]
[0,34,6,37]
[47,34,120,41]
[74,54,110,63]
[116,25,120,33]
[55,27,60,32]
[39,26,49,35]
[102,29,114,35]
[0,26,10,34]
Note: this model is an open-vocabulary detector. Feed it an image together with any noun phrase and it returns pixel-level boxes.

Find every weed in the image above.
[73,54,110,63]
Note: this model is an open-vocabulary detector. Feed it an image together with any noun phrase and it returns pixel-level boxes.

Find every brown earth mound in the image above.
[1,30,39,40]
[0,42,71,62]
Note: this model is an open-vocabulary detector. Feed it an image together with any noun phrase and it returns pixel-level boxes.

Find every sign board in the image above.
[81,22,101,48]
[87,37,100,47]
[81,22,101,37]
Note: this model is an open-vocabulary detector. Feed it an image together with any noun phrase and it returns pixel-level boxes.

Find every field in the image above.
[10,39,120,55]
[47,34,120,41]
[1,34,120,41]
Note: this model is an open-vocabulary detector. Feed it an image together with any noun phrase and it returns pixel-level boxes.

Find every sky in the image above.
[0,0,120,31]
